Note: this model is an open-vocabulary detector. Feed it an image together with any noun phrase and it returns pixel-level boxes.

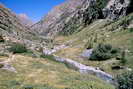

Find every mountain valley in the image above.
[0,0,133,89]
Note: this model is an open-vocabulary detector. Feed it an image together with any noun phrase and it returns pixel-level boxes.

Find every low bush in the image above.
[40,54,55,61]
[0,53,9,57]
[129,28,133,32]
[90,43,119,60]
[120,50,127,64]
[116,71,133,89]
[8,43,27,54]
[0,35,4,42]
[0,64,4,68]
[85,37,94,49]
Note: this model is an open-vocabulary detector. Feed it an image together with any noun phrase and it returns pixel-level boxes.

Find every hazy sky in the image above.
[1,0,66,22]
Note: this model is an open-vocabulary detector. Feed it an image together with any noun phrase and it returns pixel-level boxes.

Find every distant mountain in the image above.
[31,0,132,37]
[0,4,30,36]
[17,13,33,27]
[0,4,43,49]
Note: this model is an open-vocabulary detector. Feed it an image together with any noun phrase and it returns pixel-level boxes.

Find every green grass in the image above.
[0,55,115,89]
[54,13,133,76]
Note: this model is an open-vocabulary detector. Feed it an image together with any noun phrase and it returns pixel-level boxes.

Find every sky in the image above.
[0,0,66,22]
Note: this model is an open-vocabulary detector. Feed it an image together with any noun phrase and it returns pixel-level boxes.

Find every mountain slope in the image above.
[31,0,87,36]
[0,4,47,51]
[54,13,133,75]
[0,4,33,40]
[31,0,132,37]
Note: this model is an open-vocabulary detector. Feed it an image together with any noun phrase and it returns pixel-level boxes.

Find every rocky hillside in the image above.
[31,0,87,36]
[0,4,32,39]
[0,4,47,52]
[31,0,132,36]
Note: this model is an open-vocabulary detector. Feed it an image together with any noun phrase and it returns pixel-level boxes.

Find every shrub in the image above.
[0,53,9,57]
[23,85,33,89]
[116,71,133,89]
[8,43,27,54]
[129,28,133,32]
[0,35,4,42]
[0,64,4,68]
[120,50,127,64]
[96,0,108,10]
[85,37,94,49]
[40,54,55,61]
[90,43,119,60]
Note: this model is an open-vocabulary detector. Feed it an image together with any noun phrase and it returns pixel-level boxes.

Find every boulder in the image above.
[81,49,93,58]
[0,61,17,73]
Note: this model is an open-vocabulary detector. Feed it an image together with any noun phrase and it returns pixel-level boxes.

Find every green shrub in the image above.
[120,50,127,64]
[90,43,119,60]
[0,64,4,68]
[0,35,4,42]
[8,43,27,54]
[129,28,133,32]
[22,84,57,89]
[116,71,133,89]
[23,85,33,89]
[40,54,55,61]
[0,53,9,57]
[96,0,108,9]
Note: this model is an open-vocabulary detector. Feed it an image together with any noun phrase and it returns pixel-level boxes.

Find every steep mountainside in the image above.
[31,0,132,36]
[31,0,87,36]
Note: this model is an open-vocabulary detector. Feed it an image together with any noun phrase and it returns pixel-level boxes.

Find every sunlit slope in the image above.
[55,13,133,75]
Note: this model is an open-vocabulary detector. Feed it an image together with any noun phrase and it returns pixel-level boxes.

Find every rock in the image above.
[0,61,17,73]
[81,49,93,58]
[126,67,132,71]
[103,0,130,20]
[0,63,4,68]
[43,44,68,55]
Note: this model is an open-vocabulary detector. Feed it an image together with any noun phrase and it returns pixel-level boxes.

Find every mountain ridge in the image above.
[31,0,132,37]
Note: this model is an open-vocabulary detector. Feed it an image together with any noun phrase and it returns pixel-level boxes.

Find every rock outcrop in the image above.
[103,0,131,20]
[81,49,93,58]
